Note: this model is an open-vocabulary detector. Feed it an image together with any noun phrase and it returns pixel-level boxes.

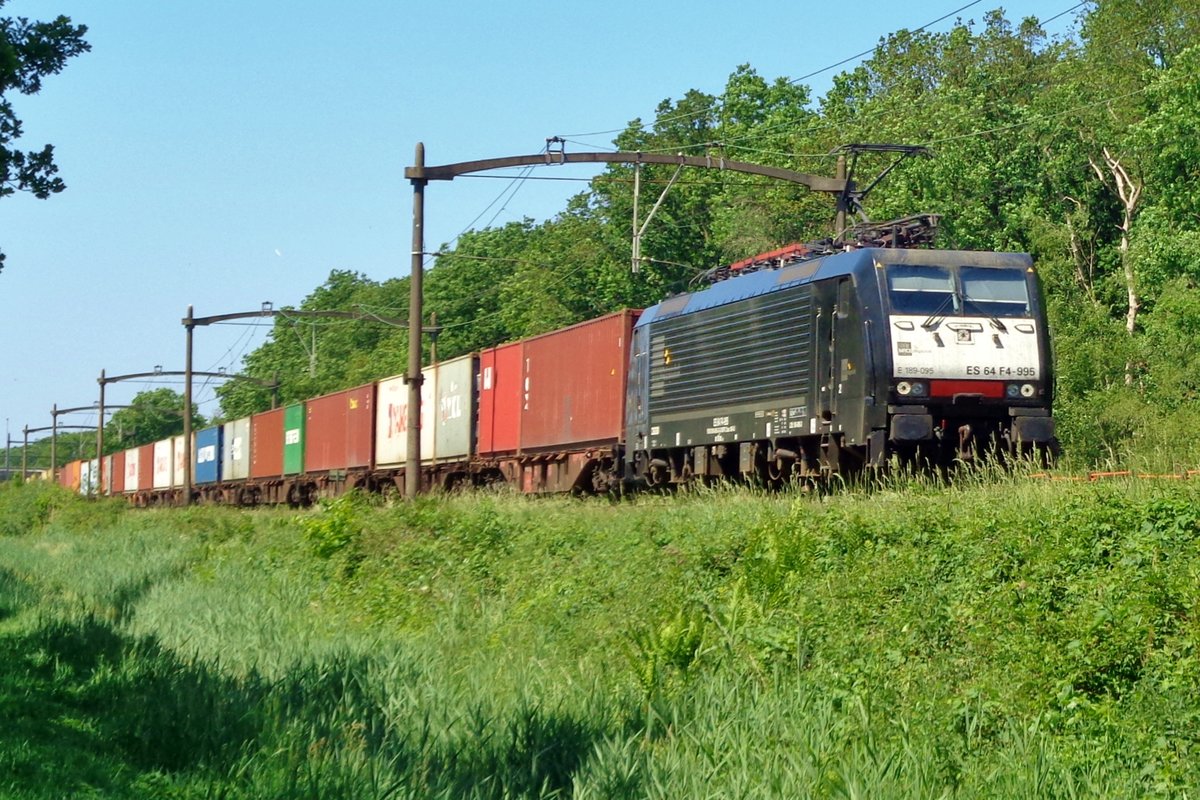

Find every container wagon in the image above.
[478,310,639,493]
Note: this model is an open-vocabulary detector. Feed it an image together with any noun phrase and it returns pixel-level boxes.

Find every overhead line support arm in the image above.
[405,151,851,195]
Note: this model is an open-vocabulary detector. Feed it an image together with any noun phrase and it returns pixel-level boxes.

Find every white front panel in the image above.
[890,315,1041,380]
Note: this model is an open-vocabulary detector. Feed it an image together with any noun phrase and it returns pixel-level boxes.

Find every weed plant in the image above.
[0,477,1198,797]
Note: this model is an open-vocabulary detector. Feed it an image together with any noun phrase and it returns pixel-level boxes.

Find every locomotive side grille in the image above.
[648,284,813,415]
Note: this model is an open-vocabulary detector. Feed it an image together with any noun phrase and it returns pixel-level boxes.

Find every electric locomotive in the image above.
[625,246,1054,485]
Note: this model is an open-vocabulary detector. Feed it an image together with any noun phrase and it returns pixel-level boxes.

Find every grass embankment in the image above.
[0,474,1198,798]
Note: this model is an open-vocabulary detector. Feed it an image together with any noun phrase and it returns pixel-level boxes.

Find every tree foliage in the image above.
[104,389,205,453]
[218,1,1200,465]
[0,1,89,269]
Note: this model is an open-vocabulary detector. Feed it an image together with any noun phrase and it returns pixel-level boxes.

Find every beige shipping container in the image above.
[375,372,433,468]
[172,435,187,488]
[222,417,251,481]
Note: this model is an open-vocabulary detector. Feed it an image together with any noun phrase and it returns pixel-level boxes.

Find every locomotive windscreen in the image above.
[886,263,1032,318]
[960,267,1031,317]
[886,265,956,315]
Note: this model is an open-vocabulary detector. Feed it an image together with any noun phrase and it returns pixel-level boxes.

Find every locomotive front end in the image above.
[878,250,1054,462]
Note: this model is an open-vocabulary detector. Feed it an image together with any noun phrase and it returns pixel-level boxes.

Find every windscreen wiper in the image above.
[962,296,1006,332]
[921,293,957,330]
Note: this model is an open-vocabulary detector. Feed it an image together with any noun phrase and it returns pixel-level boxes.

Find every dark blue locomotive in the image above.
[625,246,1055,485]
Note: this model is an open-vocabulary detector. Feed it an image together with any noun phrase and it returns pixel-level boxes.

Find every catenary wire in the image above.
[564,0,1092,160]
[435,1,1094,247]
[558,0,992,140]
[432,1,1092,258]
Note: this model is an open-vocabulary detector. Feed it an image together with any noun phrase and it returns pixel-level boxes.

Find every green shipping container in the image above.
[283,403,306,475]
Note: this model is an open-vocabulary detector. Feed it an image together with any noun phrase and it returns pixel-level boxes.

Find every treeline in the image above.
[208,0,1200,466]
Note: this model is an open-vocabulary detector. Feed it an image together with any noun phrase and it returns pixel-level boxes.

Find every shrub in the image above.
[0,481,72,537]
[301,493,367,560]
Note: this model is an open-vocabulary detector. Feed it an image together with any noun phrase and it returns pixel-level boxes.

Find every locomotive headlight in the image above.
[1020,383,1036,398]
[1006,384,1021,398]
[896,381,912,396]
[910,381,928,397]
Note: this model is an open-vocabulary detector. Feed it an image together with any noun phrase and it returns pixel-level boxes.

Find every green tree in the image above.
[104,388,204,453]
[0,2,89,269]
[205,4,1200,467]
[424,222,529,353]
[215,270,413,418]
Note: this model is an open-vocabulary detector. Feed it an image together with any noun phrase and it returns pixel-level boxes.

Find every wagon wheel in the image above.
[767,455,793,483]
[588,458,620,495]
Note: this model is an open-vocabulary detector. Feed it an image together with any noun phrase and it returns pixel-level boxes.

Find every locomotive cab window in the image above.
[885,265,956,315]
[886,263,1033,319]
[959,267,1031,318]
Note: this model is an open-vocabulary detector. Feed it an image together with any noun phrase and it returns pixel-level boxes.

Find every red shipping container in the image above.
[109,451,126,495]
[59,461,81,491]
[477,342,523,455]
[478,310,638,455]
[137,444,154,491]
[251,408,285,479]
[305,384,375,472]
[522,310,638,450]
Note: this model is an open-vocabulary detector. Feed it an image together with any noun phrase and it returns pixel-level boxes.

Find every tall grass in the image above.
[0,477,1198,797]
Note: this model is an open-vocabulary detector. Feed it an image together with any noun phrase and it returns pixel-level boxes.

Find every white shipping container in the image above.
[124,447,140,494]
[374,355,476,468]
[80,459,99,496]
[104,455,115,495]
[222,417,251,481]
[374,372,434,468]
[434,355,475,462]
[171,434,187,488]
[152,439,172,489]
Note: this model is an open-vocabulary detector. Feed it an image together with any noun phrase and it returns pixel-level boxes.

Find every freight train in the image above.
[56,244,1055,504]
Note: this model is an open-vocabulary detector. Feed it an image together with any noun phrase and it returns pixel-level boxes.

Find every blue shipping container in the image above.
[195,426,223,484]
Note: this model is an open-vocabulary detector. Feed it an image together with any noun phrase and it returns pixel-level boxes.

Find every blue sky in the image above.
[1,0,1084,457]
